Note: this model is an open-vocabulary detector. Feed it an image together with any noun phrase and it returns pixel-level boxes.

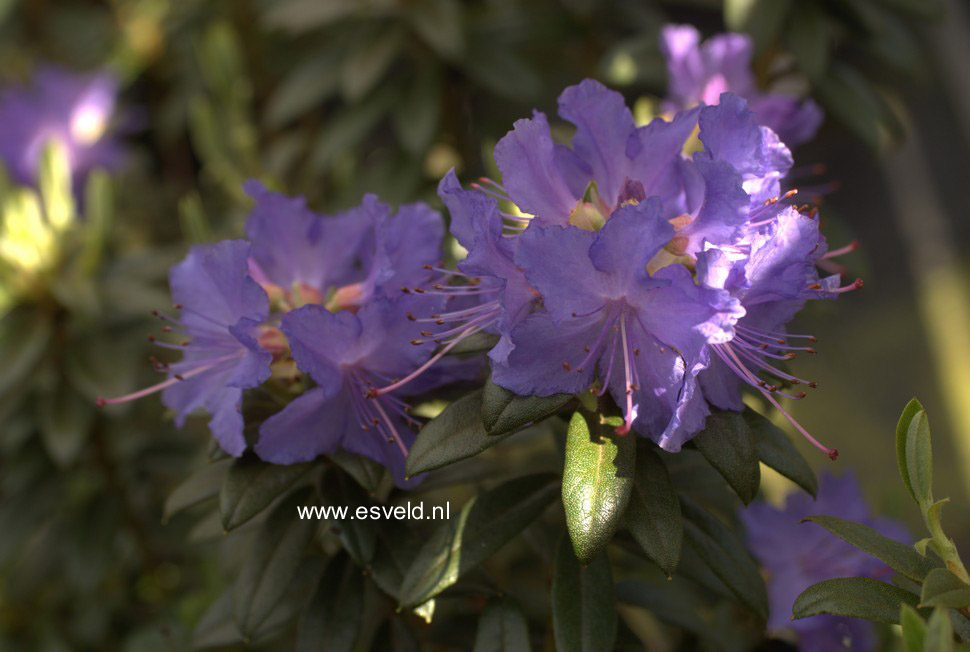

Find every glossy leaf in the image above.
[793,577,920,624]
[804,515,936,582]
[220,455,314,531]
[472,598,532,652]
[480,377,573,437]
[921,568,970,609]
[625,447,682,576]
[615,580,708,642]
[398,473,558,608]
[406,390,517,476]
[233,487,317,638]
[745,407,816,497]
[691,410,760,505]
[551,536,616,652]
[681,498,768,619]
[563,411,635,564]
[329,450,386,495]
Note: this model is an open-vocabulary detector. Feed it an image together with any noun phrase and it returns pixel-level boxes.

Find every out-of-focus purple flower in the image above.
[99,241,273,456]
[244,181,443,310]
[740,472,910,650]
[255,297,437,487]
[660,24,823,146]
[491,199,743,449]
[0,66,123,194]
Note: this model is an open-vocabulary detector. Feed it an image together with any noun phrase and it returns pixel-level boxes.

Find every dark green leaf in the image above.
[473,598,531,652]
[905,408,934,509]
[266,53,339,128]
[408,0,464,59]
[551,535,617,652]
[481,377,572,437]
[310,89,394,171]
[926,607,955,652]
[691,410,760,505]
[234,487,317,638]
[0,308,51,399]
[615,580,709,641]
[446,332,500,356]
[393,66,442,155]
[625,447,682,576]
[563,411,635,564]
[896,398,924,503]
[407,390,518,476]
[921,569,970,609]
[329,450,386,495]
[296,555,362,652]
[463,45,542,103]
[38,383,93,467]
[785,1,830,79]
[815,64,897,150]
[398,473,558,607]
[339,27,405,102]
[193,592,241,648]
[793,578,920,624]
[900,603,927,652]
[368,519,422,600]
[725,0,792,52]
[804,515,936,582]
[681,498,768,619]
[322,471,378,567]
[163,458,232,523]
[746,407,816,497]
[220,455,314,531]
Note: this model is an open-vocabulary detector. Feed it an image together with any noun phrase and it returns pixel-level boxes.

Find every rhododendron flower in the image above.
[660,24,823,146]
[741,473,910,650]
[0,66,123,194]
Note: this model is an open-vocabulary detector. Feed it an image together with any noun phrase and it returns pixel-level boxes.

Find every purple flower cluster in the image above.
[0,66,123,194]
[741,473,910,650]
[419,79,856,454]
[660,24,823,146]
[101,184,459,486]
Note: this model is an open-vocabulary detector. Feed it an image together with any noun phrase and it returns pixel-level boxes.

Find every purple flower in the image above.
[244,181,444,310]
[255,297,437,486]
[740,472,910,649]
[491,198,743,449]
[695,206,861,458]
[0,66,123,194]
[660,24,823,146]
[99,240,273,456]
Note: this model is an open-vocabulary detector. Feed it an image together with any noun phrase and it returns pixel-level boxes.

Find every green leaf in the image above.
[193,592,241,648]
[446,332,500,356]
[0,308,51,399]
[901,603,927,652]
[793,578,921,624]
[804,515,936,582]
[921,569,970,609]
[339,27,405,102]
[392,66,442,156]
[724,0,792,52]
[681,498,768,619]
[480,377,573,437]
[163,459,232,523]
[551,535,617,652]
[80,169,112,273]
[615,580,709,642]
[310,89,394,171]
[329,450,386,495]
[38,383,93,467]
[177,193,212,245]
[233,487,317,639]
[562,411,635,564]
[407,0,464,59]
[906,409,934,509]
[926,607,955,652]
[896,398,924,503]
[406,390,518,476]
[265,52,339,129]
[815,64,896,150]
[745,408,817,497]
[321,470,378,567]
[473,598,532,652]
[296,555,362,652]
[691,410,760,505]
[625,447,682,576]
[785,1,830,79]
[398,473,558,608]
[220,455,314,531]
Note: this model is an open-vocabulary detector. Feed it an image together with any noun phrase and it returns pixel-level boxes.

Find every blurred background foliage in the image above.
[0,0,968,649]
